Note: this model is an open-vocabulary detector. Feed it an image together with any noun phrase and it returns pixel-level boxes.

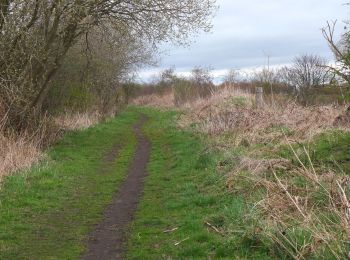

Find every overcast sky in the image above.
[139,0,349,83]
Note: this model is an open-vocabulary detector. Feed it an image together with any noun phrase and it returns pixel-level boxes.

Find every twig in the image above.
[205,221,222,235]
[174,237,189,246]
[336,181,350,221]
[272,168,307,219]
[163,227,178,233]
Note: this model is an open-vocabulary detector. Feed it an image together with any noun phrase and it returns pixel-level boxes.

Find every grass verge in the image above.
[2,105,346,259]
[126,108,270,259]
[0,110,139,259]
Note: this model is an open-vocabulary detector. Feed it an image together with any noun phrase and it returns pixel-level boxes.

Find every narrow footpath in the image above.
[83,115,150,260]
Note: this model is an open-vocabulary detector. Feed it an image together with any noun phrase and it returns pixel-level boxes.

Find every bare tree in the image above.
[276,54,331,104]
[251,68,278,86]
[282,55,330,90]
[0,0,217,128]
[190,66,214,98]
[150,67,178,96]
[45,26,154,115]
[322,21,350,84]
[159,68,178,86]
[191,67,214,86]
[223,69,239,86]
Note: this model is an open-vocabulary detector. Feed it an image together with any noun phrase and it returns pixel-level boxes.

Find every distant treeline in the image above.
[130,57,350,106]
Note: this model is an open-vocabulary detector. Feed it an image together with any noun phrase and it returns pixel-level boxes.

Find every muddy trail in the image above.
[83,115,150,260]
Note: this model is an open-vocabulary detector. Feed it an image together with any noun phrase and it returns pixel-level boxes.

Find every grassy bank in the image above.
[0,110,139,259]
[127,108,269,259]
[1,105,348,259]
[130,84,350,259]
[0,107,270,259]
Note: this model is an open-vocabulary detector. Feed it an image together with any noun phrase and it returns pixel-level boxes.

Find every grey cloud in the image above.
[140,0,349,80]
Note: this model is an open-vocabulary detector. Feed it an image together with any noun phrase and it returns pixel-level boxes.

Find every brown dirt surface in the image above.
[82,115,150,260]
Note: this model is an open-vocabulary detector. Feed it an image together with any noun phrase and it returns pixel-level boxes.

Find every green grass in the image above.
[228,96,248,107]
[308,131,350,173]
[219,126,350,258]
[277,130,350,174]
[0,107,274,259]
[126,108,270,259]
[0,110,139,259]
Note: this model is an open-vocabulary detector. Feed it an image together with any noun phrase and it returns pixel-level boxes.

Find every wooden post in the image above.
[256,87,264,109]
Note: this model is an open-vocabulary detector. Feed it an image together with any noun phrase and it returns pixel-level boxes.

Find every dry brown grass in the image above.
[0,111,44,181]
[177,87,350,146]
[131,92,175,108]
[227,142,350,259]
[54,111,101,130]
[133,86,350,258]
[0,132,43,180]
[0,110,102,182]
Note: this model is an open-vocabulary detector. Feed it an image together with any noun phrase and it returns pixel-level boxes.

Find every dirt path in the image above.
[83,115,150,260]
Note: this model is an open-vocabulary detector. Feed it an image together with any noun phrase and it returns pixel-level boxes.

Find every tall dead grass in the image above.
[177,87,349,145]
[54,111,101,130]
[0,110,102,182]
[133,86,350,258]
[131,92,174,108]
[184,88,350,258]
[0,132,43,180]
[132,85,349,146]
[227,140,350,259]
[0,111,44,181]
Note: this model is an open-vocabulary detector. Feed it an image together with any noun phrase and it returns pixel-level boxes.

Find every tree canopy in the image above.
[0,0,217,128]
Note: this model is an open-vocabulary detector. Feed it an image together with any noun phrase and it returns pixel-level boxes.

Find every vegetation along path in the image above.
[0,107,269,259]
[83,115,150,259]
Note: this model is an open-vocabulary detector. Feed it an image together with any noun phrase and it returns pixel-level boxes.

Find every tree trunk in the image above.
[0,0,10,29]
[31,66,60,111]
